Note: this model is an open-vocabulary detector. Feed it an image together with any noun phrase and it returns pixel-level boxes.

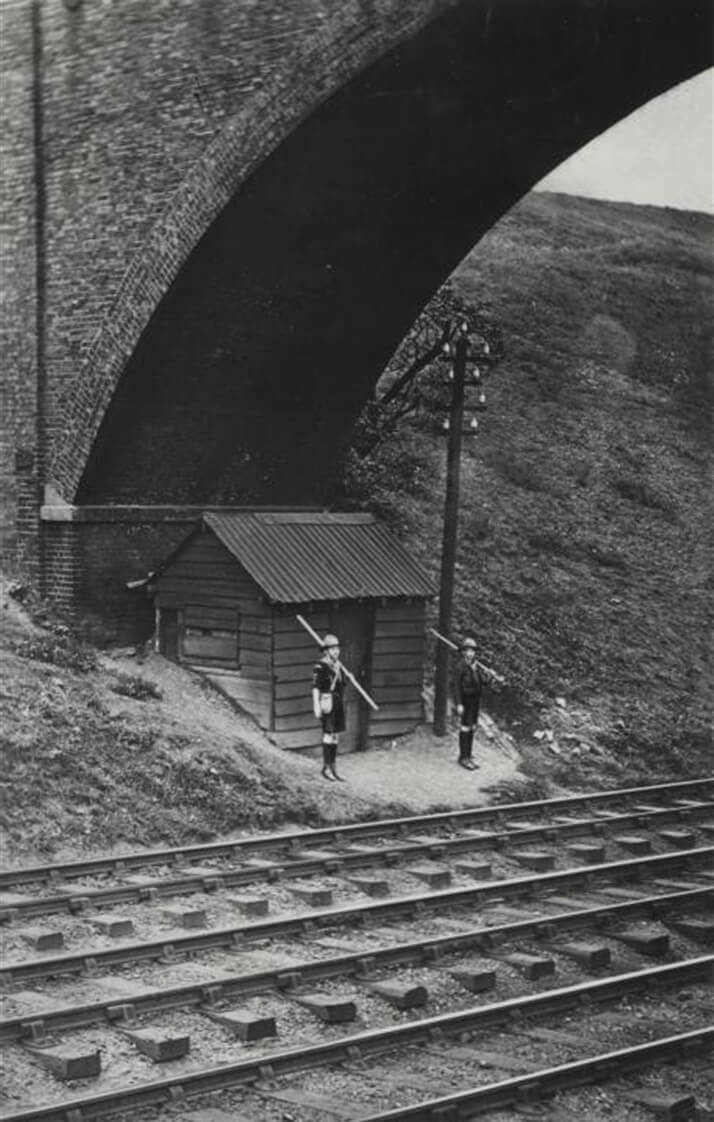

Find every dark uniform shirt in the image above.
[453,658,492,716]
[312,656,346,699]
[451,655,491,700]
[313,656,347,733]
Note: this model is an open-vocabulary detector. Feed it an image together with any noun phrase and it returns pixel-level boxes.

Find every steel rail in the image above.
[1,777,711,890]
[1,886,711,1043]
[355,1026,714,1121]
[3,800,712,922]
[2,959,712,1122]
[2,847,712,983]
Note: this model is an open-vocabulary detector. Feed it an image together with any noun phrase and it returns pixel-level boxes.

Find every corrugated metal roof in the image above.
[202,511,435,603]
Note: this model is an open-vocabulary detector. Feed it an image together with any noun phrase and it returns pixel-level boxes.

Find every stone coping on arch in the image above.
[40,504,326,524]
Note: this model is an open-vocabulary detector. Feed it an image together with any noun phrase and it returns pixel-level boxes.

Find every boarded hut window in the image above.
[180,605,239,665]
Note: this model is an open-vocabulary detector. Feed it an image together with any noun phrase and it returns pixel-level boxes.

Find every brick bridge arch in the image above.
[50,0,712,506]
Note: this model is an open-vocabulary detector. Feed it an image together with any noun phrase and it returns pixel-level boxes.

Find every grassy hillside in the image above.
[1,192,710,862]
[344,192,712,781]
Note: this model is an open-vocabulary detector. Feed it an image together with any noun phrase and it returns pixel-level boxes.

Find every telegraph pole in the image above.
[433,325,468,736]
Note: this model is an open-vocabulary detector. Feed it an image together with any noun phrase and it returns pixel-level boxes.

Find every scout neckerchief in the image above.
[322,652,341,692]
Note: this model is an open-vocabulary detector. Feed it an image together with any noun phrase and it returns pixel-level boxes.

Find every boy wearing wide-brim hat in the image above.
[453,636,494,770]
[311,634,347,781]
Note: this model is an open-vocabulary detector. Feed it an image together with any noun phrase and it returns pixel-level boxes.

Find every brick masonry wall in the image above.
[39,0,450,497]
[0,0,39,576]
[44,513,202,643]
[1,0,452,573]
[2,0,710,622]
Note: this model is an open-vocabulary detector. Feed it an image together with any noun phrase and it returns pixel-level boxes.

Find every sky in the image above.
[535,69,713,214]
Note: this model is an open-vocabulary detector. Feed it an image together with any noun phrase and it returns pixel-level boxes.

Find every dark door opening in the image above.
[331,602,373,752]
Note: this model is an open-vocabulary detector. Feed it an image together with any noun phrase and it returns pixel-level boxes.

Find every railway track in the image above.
[1,778,711,896]
[2,799,713,924]
[1,779,712,1121]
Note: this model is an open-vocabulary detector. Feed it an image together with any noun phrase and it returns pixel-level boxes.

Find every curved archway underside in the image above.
[76,0,712,506]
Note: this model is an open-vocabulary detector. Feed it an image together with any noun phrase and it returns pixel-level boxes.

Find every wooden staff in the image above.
[429,627,506,685]
[296,614,380,711]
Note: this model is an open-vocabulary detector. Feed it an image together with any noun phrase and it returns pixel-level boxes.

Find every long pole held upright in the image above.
[433,329,467,736]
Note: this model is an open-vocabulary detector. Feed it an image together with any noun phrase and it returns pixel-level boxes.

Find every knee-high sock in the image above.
[458,731,469,760]
[466,729,475,759]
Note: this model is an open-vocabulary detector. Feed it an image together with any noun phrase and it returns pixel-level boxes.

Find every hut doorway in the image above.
[331,602,373,752]
[158,607,179,660]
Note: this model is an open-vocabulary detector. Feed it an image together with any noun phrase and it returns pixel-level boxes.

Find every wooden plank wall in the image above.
[199,668,272,729]
[272,607,329,749]
[369,599,426,740]
[153,529,273,727]
[273,599,427,750]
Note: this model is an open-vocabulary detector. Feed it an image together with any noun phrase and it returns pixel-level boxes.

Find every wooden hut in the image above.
[147,511,434,751]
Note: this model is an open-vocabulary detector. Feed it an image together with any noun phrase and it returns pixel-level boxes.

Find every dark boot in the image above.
[458,732,470,768]
[466,730,479,769]
[321,744,334,781]
[329,744,345,782]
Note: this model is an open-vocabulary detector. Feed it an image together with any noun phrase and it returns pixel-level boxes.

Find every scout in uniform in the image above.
[453,636,495,770]
[312,634,347,781]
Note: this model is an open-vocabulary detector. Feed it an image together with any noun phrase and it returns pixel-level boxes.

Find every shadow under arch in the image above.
[63,0,711,506]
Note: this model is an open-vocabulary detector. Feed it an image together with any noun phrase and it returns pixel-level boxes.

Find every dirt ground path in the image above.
[303,718,522,810]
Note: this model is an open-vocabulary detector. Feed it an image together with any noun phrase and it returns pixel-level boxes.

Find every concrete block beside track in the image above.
[658,829,697,849]
[567,842,607,863]
[405,862,452,889]
[454,859,492,879]
[622,1089,696,1120]
[160,904,207,928]
[368,980,428,1010]
[613,925,670,956]
[16,925,63,951]
[228,894,270,917]
[26,1042,101,1079]
[288,885,333,907]
[123,1026,191,1061]
[206,1007,277,1042]
[614,834,652,854]
[0,892,35,920]
[502,952,555,979]
[511,850,555,871]
[554,940,611,969]
[449,963,497,992]
[344,873,390,897]
[670,916,714,943]
[91,913,134,937]
[293,991,357,1022]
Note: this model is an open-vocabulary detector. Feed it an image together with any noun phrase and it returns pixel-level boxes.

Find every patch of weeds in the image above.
[110,672,163,701]
[611,476,675,519]
[487,777,551,803]
[573,460,594,488]
[584,543,628,571]
[13,632,97,673]
[491,453,547,492]
[527,531,571,557]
